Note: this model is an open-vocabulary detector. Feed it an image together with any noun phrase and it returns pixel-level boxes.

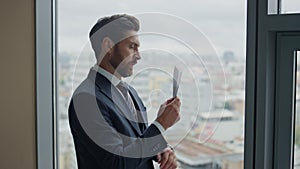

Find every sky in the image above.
[57,0,247,58]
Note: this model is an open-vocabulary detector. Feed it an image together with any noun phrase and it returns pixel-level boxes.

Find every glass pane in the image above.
[268,0,279,14]
[294,51,300,169]
[281,0,300,14]
[57,1,246,169]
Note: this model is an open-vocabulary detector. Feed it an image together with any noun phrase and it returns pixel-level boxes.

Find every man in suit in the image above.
[68,14,181,169]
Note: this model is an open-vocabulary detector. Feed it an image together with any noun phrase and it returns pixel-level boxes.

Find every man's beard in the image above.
[111,45,132,78]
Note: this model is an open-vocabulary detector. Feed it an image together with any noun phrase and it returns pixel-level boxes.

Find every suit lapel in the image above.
[87,69,142,136]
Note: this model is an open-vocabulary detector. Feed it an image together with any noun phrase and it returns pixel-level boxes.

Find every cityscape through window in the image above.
[57,1,246,168]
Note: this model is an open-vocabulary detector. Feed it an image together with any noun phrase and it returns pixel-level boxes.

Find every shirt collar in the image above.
[93,64,121,87]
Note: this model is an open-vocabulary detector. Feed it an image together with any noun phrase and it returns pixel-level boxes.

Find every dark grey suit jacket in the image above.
[68,69,167,169]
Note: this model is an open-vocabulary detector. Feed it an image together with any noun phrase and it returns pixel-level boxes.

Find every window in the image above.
[246,0,300,168]
[36,0,55,168]
[281,0,300,14]
[273,33,300,169]
[35,0,300,169]
[295,51,300,168]
[56,1,246,169]
[268,0,300,14]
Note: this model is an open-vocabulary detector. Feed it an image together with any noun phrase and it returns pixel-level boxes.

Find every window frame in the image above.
[35,0,300,168]
[274,33,300,169]
[36,0,57,169]
[245,0,300,169]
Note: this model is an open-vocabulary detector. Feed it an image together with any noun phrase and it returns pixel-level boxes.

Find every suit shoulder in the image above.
[72,78,96,98]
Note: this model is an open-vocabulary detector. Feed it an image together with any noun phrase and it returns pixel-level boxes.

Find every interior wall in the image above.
[0,0,36,169]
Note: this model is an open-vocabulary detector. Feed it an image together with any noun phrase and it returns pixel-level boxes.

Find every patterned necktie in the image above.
[116,81,138,121]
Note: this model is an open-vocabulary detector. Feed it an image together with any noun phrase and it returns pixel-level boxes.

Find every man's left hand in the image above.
[156,147,177,169]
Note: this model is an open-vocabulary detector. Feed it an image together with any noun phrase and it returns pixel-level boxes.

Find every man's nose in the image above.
[135,50,141,60]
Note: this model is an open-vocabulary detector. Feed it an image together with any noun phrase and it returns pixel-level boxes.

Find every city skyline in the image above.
[57,1,247,168]
[57,49,246,168]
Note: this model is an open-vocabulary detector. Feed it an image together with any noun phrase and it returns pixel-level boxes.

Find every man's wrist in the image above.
[153,120,166,133]
[155,118,168,130]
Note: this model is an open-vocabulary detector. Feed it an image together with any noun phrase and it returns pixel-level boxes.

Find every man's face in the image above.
[109,30,141,78]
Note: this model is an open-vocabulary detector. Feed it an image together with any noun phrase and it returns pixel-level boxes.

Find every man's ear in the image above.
[101,37,114,56]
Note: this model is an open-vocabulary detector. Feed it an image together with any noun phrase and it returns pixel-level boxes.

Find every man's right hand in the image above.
[155,97,181,130]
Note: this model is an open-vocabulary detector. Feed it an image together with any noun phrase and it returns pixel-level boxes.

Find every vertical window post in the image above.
[35,0,56,169]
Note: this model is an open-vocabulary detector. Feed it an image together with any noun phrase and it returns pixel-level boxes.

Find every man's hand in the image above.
[155,97,181,130]
[157,147,177,169]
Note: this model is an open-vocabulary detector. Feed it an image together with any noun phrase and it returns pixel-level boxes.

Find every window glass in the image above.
[281,0,300,14]
[294,51,300,169]
[268,0,278,14]
[57,1,246,168]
